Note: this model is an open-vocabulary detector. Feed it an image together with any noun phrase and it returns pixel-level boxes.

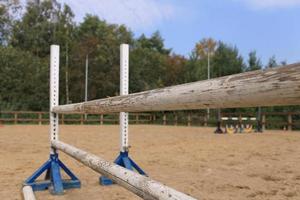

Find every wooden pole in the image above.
[204,115,208,127]
[52,63,300,114]
[22,186,36,200]
[174,113,178,126]
[136,114,139,124]
[80,114,83,125]
[14,113,17,124]
[61,114,65,125]
[52,140,196,200]
[163,113,167,125]
[38,113,42,125]
[100,114,103,125]
[288,114,292,131]
[262,114,266,131]
[187,113,191,127]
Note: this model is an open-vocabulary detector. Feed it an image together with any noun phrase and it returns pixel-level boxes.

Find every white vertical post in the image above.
[120,44,129,152]
[50,45,60,154]
[85,54,89,103]
[207,52,210,120]
[85,54,89,120]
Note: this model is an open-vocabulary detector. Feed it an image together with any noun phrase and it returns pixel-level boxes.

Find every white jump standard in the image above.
[100,44,147,185]
[23,45,80,195]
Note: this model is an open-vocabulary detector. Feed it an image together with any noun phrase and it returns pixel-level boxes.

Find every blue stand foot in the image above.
[24,153,81,195]
[99,151,146,185]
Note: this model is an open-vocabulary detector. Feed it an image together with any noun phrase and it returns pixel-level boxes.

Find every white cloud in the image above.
[60,0,176,31]
[237,0,300,9]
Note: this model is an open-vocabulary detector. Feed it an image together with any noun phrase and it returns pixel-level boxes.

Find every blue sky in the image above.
[60,0,300,65]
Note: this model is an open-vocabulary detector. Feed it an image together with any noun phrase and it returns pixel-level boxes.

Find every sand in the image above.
[0,125,299,200]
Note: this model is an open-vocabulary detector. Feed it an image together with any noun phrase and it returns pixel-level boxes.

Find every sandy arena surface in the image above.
[0,125,300,200]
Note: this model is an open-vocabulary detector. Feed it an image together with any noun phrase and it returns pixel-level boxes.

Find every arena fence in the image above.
[0,111,152,125]
[1,110,299,130]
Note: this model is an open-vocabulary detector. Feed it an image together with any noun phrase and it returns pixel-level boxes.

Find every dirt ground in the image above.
[0,125,300,200]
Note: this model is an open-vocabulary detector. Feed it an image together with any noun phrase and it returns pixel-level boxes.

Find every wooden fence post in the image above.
[288,114,292,131]
[80,114,84,125]
[163,113,166,125]
[262,114,266,131]
[100,114,103,125]
[174,113,178,126]
[61,114,65,125]
[187,112,191,126]
[136,114,139,124]
[204,115,208,127]
[14,113,18,124]
[239,114,242,128]
[38,113,42,125]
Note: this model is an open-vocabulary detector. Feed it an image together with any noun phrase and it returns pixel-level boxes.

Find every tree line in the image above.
[0,0,297,114]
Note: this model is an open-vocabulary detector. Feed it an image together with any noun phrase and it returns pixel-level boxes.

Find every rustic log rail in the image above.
[53,63,300,114]
[52,140,196,200]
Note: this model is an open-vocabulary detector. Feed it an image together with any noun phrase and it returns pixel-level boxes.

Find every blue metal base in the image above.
[24,153,80,195]
[99,151,147,185]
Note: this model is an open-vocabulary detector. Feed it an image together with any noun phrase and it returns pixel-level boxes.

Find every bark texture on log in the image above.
[22,186,36,200]
[53,63,300,114]
[52,140,197,200]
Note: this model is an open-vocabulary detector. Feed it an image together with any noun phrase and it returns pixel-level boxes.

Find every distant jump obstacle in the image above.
[221,117,259,134]
[215,108,263,134]
[22,44,300,200]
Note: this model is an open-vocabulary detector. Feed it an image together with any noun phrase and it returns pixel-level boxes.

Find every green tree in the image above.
[185,38,218,83]
[280,60,287,66]
[163,54,187,86]
[246,51,262,71]
[266,55,278,68]
[0,4,9,44]
[136,31,171,55]
[130,32,171,92]
[211,42,245,78]
[0,46,48,110]
[10,1,76,104]
[0,0,21,45]
[11,0,61,57]
[56,4,75,104]
[68,15,133,103]
[184,52,207,82]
